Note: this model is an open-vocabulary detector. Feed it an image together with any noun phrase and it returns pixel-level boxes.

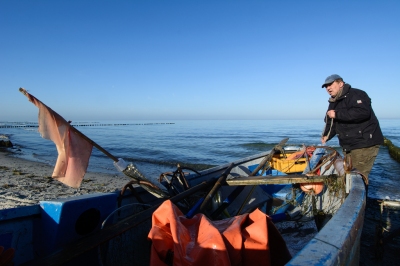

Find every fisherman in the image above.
[320,74,384,187]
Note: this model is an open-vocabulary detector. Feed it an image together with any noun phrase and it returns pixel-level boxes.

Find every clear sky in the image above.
[1,0,399,121]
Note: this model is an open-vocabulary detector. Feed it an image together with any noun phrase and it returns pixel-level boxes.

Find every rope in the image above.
[322,114,334,141]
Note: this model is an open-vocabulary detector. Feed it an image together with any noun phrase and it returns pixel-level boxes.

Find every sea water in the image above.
[1,119,399,200]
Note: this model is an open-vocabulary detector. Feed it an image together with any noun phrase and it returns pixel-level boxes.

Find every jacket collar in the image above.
[337,83,351,100]
[329,83,351,102]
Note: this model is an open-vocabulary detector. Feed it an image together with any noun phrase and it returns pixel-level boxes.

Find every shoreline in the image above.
[0,148,131,210]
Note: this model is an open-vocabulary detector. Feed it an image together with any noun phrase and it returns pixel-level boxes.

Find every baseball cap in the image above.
[321,74,342,88]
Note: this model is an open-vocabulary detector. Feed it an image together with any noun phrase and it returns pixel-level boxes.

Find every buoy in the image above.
[300,182,324,195]
[306,146,316,157]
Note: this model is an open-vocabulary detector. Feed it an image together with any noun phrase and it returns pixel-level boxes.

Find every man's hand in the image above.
[327,110,336,119]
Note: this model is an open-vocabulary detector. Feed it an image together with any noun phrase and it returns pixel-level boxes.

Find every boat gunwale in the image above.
[287,173,366,265]
[0,204,42,221]
[187,150,272,184]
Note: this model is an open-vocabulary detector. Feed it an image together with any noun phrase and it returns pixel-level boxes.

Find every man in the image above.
[320,74,384,185]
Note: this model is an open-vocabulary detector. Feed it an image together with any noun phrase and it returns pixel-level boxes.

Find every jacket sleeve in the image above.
[335,89,372,123]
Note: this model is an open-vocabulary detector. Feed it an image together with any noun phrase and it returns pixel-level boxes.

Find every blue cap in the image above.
[321,74,342,88]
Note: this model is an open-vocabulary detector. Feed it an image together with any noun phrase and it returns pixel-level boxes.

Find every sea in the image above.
[1,119,399,201]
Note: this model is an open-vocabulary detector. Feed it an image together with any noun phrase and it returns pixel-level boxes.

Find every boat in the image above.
[0,139,366,266]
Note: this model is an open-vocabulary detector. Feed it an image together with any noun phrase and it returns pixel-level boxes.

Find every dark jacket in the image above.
[323,84,384,152]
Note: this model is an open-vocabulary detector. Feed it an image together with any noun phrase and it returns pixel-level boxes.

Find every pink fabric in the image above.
[25,92,93,188]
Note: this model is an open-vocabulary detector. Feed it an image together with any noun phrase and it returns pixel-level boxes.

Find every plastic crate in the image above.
[271,154,307,173]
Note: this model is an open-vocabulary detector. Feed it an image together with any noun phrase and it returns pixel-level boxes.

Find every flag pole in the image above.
[70,126,118,162]
[19,88,118,162]
[19,87,169,197]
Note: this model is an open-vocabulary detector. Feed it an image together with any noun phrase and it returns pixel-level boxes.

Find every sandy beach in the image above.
[0,148,132,210]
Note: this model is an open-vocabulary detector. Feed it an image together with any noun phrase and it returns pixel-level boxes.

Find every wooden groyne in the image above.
[384,137,400,163]
[0,122,175,128]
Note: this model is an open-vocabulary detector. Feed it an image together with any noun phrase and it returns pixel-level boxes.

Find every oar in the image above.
[250,138,289,176]
[186,164,236,218]
[199,163,235,213]
[209,138,290,219]
[210,186,245,219]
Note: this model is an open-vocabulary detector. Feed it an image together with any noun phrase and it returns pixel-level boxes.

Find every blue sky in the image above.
[1,0,399,121]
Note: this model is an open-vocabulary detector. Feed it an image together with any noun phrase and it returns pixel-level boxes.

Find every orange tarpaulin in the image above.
[148,200,291,266]
[22,89,93,188]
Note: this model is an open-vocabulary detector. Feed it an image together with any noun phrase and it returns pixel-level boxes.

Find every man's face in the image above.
[325,80,343,97]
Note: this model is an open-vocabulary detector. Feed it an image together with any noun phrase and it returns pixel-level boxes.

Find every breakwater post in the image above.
[384,137,400,163]
[0,122,175,128]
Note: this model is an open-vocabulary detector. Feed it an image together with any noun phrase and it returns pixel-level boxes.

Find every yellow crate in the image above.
[271,154,307,173]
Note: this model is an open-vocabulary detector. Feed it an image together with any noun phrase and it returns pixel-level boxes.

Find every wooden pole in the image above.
[199,163,235,212]
[236,137,289,215]
[69,125,118,162]
[250,137,288,175]
[226,174,338,186]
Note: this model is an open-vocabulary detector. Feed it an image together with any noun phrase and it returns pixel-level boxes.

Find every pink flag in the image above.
[22,89,93,188]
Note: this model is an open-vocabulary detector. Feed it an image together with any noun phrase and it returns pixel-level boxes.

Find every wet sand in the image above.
[0,148,131,209]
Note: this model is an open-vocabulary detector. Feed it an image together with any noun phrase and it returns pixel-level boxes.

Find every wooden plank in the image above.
[226,174,338,186]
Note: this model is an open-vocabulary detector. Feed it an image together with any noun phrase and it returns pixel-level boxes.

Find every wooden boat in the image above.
[0,140,366,266]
